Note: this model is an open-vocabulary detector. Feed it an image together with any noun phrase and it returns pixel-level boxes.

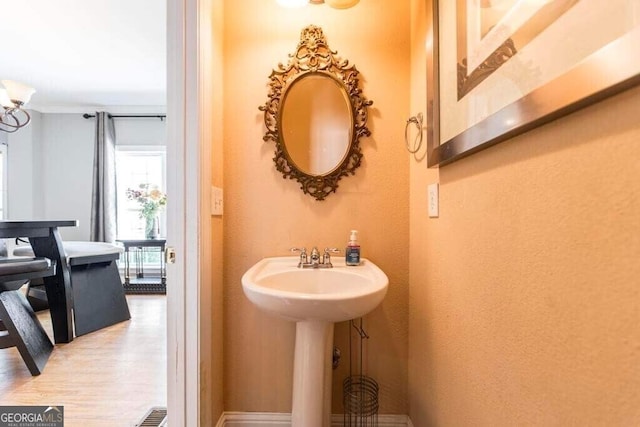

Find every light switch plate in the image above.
[428,183,439,218]
[211,186,223,216]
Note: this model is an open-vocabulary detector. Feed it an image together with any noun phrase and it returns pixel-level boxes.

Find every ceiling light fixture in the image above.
[323,0,359,8]
[277,0,359,9]
[0,80,35,134]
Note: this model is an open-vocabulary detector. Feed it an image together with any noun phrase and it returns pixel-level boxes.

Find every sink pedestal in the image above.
[241,257,389,426]
[292,320,334,427]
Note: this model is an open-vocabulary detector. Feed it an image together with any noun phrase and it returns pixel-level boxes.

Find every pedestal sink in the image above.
[241,256,388,427]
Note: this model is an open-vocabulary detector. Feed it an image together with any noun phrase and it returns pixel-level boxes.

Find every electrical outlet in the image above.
[428,183,439,218]
[211,186,223,216]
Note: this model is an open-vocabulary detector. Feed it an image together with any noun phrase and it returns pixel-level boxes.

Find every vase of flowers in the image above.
[126,184,167,239]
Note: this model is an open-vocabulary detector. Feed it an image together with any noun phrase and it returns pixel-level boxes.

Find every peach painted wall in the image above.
[409,0,640,424]
[211,0,226,424]
[200,0,225,425]
[222,0,410,414]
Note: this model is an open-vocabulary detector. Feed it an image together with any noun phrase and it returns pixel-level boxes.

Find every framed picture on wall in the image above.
[426,0,640,167]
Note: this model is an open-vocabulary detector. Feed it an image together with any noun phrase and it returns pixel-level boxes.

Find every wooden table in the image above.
[0,220,77,343]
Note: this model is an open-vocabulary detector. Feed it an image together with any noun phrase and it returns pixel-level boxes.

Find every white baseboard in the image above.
[216,412,412,427]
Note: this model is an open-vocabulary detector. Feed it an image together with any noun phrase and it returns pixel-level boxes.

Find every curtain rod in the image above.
[82,113,166,121]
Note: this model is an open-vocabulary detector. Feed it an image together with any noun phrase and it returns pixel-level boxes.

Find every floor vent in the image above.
[135,407,167,427]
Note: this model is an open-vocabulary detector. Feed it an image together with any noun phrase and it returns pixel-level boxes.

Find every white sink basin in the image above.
[241,255,389,426]
[241,256,388,322]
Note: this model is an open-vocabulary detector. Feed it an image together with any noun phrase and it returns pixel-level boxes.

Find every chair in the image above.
[0,257,56,375]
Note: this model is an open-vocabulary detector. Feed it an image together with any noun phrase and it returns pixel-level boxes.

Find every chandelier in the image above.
[0,80,35,133]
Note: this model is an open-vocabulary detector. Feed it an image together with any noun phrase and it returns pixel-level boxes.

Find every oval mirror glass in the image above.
[280,73,353,176]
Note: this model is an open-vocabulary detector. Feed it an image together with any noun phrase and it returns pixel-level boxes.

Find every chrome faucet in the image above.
[291,247,339,268]
[309,247,321,267]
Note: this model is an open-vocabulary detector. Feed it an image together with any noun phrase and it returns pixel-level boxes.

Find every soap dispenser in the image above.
[345,229,361,266]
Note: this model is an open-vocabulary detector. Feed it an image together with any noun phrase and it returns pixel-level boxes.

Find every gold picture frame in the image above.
[427,0,640,167]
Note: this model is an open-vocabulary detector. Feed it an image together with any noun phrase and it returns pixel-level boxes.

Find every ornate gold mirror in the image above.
[259,25,372,200]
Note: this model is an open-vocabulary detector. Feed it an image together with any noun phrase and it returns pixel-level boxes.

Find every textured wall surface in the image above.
[409,0,640,423]
[222,0,410,414]
[201,0,225,425]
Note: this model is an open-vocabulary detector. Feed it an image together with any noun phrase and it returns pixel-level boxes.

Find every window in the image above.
[116,147,166,239]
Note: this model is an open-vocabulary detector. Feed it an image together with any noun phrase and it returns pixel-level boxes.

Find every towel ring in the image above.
[405,113,423,154]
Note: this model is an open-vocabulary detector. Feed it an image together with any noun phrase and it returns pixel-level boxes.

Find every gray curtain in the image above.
[90,112,117,243]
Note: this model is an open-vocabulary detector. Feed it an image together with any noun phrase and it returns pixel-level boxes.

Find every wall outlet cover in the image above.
[211,186,223,216]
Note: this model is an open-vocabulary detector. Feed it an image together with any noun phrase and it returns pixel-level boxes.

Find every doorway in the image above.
[0,0,204,424]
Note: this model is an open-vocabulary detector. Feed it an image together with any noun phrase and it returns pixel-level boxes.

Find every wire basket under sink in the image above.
[343,318,379,426]
[343,374,379,426]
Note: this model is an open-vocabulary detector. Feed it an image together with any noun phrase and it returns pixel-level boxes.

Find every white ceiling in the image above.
[0,0,166,113]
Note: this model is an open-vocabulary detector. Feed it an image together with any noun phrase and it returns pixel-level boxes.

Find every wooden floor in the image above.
[0,295,167,427]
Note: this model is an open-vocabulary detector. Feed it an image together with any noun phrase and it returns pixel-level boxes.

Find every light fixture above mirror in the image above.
[276,0,359,9]
[323,0,360,8]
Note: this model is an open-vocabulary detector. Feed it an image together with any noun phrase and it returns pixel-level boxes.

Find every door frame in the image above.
[167,0,201,425]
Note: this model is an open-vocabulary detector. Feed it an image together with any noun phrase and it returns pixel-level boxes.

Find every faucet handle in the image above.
[290,247,308,267]
[322,247,340,266]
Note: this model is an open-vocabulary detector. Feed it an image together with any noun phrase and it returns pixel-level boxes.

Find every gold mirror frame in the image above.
[259,25,373,201]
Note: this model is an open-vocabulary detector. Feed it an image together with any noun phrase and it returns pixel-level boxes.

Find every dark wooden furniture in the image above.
[14,240,131,337]
[0,257,56,375]
[117,239,167,294]
[0,220,77,343]
[67,249,131,336]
